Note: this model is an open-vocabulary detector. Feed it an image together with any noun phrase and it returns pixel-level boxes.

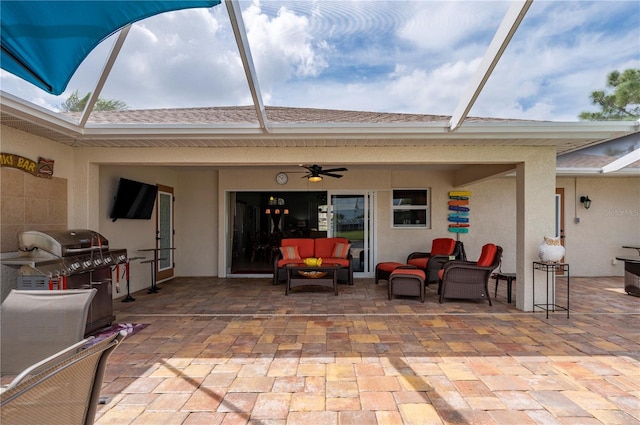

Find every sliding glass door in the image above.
[328,191,375,277]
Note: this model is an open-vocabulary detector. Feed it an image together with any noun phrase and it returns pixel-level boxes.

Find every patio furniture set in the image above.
[273,237,353,294]
[376,238,503,304]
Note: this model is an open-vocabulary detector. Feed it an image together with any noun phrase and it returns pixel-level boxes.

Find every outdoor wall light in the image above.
[580,196,592,209]
[308,175,323,182]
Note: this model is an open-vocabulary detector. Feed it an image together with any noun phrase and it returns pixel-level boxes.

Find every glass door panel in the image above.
[329,192,374,276]
[156,185,174,281]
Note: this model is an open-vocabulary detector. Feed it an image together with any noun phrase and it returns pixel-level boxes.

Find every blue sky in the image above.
[1,0,638,122]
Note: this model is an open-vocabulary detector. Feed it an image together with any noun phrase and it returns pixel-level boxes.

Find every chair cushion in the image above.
[477,243,498,267]
[315,237,349,258]
[281,238,314,258]
[279,245,301,260]
[438,269,445,280]
[331,242,351,259]
[377,262,405,272]
[431,238,456,255]
[407,257,429,269]
[391,268,425,280]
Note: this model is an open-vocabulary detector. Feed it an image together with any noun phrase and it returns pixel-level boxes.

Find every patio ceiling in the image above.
[0,1,638,154]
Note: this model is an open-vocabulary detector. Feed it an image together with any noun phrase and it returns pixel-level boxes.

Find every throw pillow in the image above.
[280,246,301,260]
[331,242,351,259]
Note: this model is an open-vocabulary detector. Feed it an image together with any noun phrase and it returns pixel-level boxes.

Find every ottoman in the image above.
[375,262,405,284]
[389,267,426,302]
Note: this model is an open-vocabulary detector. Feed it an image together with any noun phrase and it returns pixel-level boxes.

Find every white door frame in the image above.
[327,190,376,278]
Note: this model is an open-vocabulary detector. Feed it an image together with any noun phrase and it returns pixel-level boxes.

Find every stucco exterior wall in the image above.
[3,125,637,306]
[558,176,640,277]
[175,169,218,277]
[1,125,75,300]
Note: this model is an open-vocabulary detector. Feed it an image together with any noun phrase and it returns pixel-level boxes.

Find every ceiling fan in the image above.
[300,164,348,182]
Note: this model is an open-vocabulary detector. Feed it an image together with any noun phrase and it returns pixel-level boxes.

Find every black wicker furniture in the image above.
[407,238,464,284]
[438,244,503,305]
[388,266,426,302]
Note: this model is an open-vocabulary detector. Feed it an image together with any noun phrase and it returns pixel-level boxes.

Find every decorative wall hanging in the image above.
[0,152,54,178]
[448,191,471,234]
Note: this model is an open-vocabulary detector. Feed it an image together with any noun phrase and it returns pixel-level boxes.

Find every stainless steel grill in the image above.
[1,229,127,334]
[4,229,127,277]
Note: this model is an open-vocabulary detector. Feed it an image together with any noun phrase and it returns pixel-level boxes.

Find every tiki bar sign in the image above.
[0,153,54,178]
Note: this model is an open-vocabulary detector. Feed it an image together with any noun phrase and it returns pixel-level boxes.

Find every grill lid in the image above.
[18,229,109,257]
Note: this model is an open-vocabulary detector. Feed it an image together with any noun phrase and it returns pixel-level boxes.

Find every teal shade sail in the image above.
[1,1,220,95]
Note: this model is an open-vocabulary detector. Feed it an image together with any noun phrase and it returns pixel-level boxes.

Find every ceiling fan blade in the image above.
[320,167,348,173]
[322,172,344,178]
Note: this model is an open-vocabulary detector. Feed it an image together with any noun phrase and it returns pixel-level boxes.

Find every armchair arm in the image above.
[439,260,497,281]
[407,252,430,262]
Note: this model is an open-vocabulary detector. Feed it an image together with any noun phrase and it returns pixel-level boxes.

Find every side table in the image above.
[533,261,569,318]
[286,264,341,296]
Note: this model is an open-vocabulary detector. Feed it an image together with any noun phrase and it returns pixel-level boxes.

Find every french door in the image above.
[156,185,174,281]
[328,191,375,277]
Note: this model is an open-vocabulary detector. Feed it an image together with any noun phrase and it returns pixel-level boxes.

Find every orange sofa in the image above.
[273,237,353,285]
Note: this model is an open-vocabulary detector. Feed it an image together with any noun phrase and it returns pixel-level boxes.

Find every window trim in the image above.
[391,188,430,229]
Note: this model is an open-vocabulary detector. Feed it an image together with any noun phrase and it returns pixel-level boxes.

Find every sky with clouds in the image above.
[2,0,638,122]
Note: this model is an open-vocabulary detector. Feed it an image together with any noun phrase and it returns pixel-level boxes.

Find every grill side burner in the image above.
[2,229,128,335]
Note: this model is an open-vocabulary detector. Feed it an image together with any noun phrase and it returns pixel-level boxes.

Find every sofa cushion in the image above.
[477,243,498,267]
[279,245,301,260]
[314,237,349,258]
[431,238,456,256]
[323,258,350,268]
[331,242,351,259]
[277,258,305,267]
[281,238,315,258]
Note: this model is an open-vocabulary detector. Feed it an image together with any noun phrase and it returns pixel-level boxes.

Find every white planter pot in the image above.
[537,236,565,262]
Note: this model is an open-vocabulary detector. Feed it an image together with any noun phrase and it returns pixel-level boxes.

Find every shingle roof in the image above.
[557,152,640,169]
[65,106,535,125]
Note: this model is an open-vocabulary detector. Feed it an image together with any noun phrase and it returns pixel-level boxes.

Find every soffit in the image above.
[2,98,637,154]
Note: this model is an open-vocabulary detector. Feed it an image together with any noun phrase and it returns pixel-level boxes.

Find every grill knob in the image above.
[104,257,112,264]
[94,259,102,266]
[83,260,92,268]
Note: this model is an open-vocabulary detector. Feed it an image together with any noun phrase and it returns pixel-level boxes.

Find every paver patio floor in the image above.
[95,276,639,425]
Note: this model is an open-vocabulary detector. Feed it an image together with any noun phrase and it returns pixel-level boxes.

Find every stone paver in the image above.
[91,276,640,425]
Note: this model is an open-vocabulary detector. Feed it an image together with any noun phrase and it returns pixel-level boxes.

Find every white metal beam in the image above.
[79,25,131,128]
[449,0,532,132]
[226,0,269,132]
[601,147,640,173]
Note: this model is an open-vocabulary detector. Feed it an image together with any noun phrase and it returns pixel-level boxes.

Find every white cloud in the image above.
[397,1,506,52]
[243,0,329,94]
[1,0,637,121]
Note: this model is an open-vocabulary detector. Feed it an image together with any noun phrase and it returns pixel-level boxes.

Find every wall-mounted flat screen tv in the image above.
[110,178,158,222]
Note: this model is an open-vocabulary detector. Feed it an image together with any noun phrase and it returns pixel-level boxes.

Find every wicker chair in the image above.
[438,244,503,305]
[1,331,126,425]
[1,289,97,375]
[407,238,463,284]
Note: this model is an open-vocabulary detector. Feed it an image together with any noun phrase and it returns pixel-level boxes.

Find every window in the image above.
[392,189,430,228]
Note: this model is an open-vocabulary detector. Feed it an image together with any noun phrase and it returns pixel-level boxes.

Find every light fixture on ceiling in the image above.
[308,175,323,182]
[580,196,591,209]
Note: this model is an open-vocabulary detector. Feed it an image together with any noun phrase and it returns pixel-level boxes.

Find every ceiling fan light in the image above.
[308,175,323,182]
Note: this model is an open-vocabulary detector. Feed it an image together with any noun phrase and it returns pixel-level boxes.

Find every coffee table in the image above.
[285,263,342,296]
